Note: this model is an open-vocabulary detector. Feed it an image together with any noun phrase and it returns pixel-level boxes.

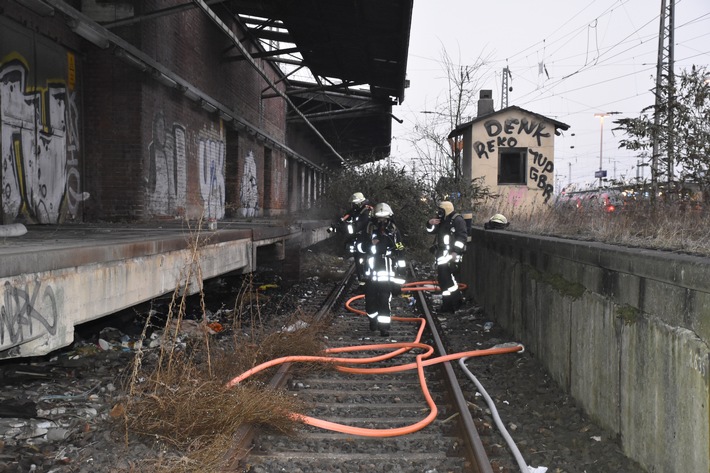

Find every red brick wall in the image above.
[2,1,292,222]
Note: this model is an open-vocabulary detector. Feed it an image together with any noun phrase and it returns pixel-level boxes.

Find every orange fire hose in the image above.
[226,280,522,437]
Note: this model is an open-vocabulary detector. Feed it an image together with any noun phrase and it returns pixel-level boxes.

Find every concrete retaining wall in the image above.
[464,228,710,473]
[0,221,332,360]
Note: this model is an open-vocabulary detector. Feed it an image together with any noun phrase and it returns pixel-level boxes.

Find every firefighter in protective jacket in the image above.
[328,192,372,287]
[356,203,406,337]
[426,201,467,312]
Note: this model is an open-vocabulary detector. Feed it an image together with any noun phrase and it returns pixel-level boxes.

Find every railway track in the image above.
[0,252,644,473]
[232,265,522,473]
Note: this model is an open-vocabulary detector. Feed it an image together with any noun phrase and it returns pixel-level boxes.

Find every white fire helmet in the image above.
[349,192,366,205]
[373,202,394,218]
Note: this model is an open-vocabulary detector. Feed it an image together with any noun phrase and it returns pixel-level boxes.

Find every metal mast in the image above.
[651,0,675,186]
[501,67,511,108]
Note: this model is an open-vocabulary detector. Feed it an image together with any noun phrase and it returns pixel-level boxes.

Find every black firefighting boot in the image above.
[369,316,378,331]
[379,323,390,337]
[451,290,462,311]
[440,295,454,313]
[441,291,462,313]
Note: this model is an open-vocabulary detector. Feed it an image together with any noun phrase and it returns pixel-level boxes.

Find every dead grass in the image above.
[116,221,334,472]
[476,201,710,257]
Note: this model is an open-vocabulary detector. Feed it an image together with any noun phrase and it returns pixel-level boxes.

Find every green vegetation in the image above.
[614,65,710,198]
[528,267,586,300]
[315,160,493,261]
[616,304,641,325]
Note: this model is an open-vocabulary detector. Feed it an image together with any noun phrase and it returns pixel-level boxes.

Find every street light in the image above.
[593,112,621,188]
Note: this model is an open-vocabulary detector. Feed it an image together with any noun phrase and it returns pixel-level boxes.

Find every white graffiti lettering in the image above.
[147,111,187,215]
[198,129,225,219]
[0,59,79,223]
[239,150,258,217]
[65,89,88,217]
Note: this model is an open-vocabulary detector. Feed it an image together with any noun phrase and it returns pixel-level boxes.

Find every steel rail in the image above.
[227,261,492,472]
[409,263,494,473]
[224,264,356,468]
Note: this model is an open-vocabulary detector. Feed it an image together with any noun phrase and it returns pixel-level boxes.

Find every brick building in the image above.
[0,0,412,224]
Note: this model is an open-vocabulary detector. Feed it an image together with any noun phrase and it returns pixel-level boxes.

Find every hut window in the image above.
[498,148,527,184]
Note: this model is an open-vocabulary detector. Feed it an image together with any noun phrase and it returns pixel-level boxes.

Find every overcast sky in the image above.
[391,0,710,191]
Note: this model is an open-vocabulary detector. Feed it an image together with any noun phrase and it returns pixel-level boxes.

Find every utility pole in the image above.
[594,113,610,188]
[594,112,621,188]
[651,0,675,187]
[501,67,512,108]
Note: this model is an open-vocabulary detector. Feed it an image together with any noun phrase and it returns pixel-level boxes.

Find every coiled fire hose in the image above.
[226,280,524,440]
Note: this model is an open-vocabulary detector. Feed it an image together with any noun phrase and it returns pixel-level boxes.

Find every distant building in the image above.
[449,90,569,210]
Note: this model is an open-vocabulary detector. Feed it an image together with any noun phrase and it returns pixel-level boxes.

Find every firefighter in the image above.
[357,202,406,337]
[328,192,373,288]
[426,200,467,313]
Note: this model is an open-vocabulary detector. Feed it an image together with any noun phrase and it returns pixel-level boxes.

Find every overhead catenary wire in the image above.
[501,5,710,110]
[396,0,710,188]
[474,1,710,110]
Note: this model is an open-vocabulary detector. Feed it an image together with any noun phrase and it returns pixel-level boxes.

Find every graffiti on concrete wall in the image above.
[0,58,85,223]
[239,150,258,217]
[474,118,552,158]
[505,186,527,207]
[147,111,187,215]
[528,148,554,202]
[0,280,57,351]
[472,116,555,202]
[197,125,225,220]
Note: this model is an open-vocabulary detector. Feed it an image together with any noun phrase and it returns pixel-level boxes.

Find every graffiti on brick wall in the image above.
[197,126,225,220]
[65,89,87,218]
[0,280,58,351]
[239,150,258,217]
[273,157,286,207]
[147,111,187,215]
[0,58,86,223]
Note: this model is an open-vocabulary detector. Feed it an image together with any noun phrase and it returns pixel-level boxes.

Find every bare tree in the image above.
[406,46,492,201]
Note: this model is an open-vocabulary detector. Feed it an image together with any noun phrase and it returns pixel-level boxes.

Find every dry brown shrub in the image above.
[117,223,335,472]
[224,309,334,383]
[120,304,329,472]
[475,200,710,257]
